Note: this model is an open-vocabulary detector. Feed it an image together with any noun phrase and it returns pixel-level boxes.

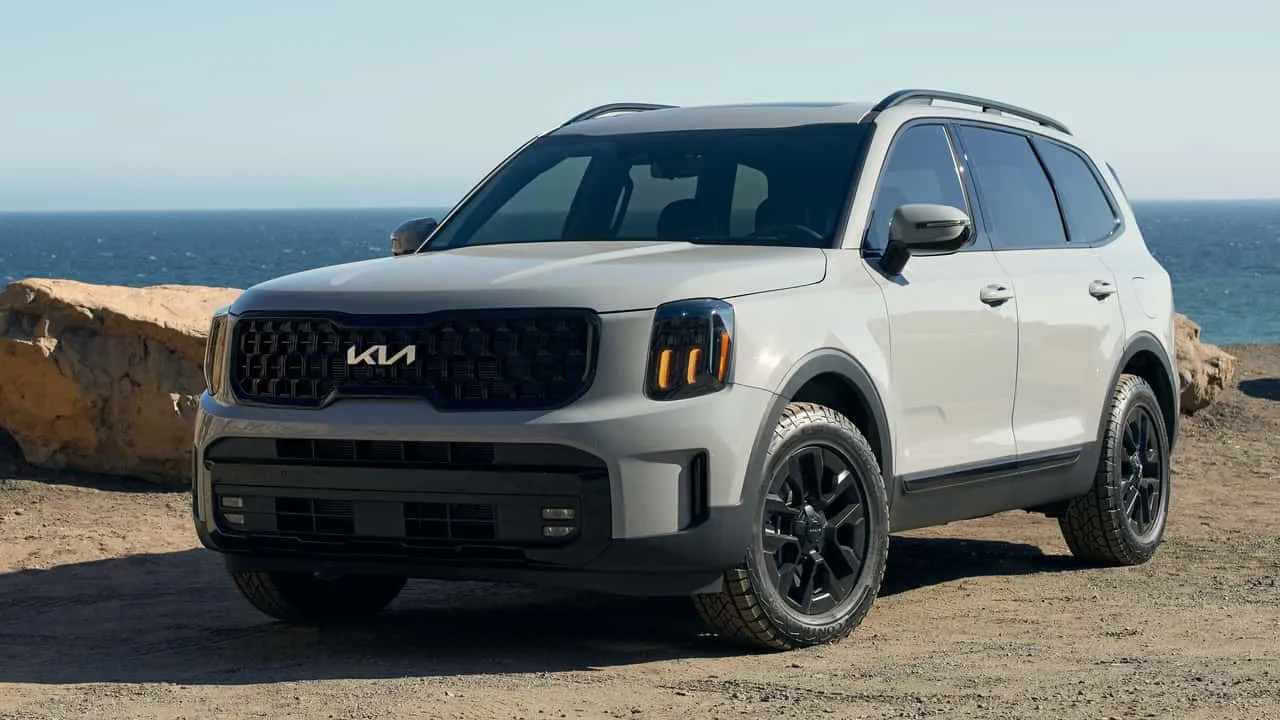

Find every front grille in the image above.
[229,310,598,409]
[405,502,497,540]
[275,439,497,466]
[274,497,355,535]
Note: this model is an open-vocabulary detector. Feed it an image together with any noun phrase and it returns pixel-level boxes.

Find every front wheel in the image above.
[1059,373,1172,565]
[693,402,890,650]
[230,570,407,624]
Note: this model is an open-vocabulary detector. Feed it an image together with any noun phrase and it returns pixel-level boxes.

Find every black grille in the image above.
[275,439,496,465]
[405,502,498,540]
[274,498,355,535]
[229,310,598,409]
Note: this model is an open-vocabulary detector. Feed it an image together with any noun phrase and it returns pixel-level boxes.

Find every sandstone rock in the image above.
[1174,312,1238,415]
[0,278,241,484]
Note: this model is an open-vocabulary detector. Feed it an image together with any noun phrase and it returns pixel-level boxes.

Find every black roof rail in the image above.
[560,103,676,127]
[870,89,1070,135]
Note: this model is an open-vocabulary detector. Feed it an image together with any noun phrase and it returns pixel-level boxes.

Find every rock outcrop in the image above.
[0,278,241,484]
[1174,313,1238,415]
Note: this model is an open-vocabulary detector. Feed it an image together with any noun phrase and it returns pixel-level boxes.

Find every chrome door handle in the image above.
[1089,280,1116,299]
[979,284,1015,306]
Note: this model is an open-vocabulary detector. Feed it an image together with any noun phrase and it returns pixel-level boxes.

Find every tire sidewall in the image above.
[1109,380,1172,557]
[743,405,889,644]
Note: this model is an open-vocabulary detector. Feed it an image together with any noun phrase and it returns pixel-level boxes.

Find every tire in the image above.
[693,401,890,651]
[230,570,407,624]
[1059,373,1172,566]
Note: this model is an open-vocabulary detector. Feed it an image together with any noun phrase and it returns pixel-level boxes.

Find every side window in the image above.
[1034,139,1119,243]
[467,156,591,245]
[615,164,698,237]
[730,164,769,236]
[954,126,1066,250]
[866,124,968,253]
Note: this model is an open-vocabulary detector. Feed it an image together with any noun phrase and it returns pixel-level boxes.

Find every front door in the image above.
[861,123,1020,481]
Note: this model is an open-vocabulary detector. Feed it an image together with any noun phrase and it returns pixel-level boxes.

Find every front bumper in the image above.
[191,380,775,596]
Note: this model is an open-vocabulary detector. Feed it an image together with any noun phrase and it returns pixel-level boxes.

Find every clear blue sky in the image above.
[1,0,1276,211]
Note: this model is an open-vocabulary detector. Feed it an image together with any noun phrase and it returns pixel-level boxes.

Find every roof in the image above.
[548,101,879,136]
[547,90,1073,138]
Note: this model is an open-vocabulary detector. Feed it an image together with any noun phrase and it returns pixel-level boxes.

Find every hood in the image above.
[230,241,827,315]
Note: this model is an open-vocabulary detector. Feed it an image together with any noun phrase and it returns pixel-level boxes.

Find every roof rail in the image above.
[870,89,1070,135]
[560,103,676,127]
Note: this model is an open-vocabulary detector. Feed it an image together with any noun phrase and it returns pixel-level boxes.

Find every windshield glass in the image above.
[424,124,871,251]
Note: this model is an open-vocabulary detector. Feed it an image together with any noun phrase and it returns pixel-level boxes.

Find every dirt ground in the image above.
[1,347,1277,720]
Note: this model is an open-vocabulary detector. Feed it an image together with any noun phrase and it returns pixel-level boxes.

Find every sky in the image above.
[1,0,1277,211]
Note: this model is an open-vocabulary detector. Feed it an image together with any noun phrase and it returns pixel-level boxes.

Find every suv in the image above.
[194,89,1179,650]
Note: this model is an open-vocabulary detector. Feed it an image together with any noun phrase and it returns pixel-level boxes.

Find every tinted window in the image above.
[866,124,968,253]
[466,156,591,247]
[1034,139,1118,243]
[956,126,1066,250]
[425,125,870,250]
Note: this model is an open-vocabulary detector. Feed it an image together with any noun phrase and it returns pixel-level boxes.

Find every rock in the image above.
[0,278,241,484]
[1175,313,1238,415]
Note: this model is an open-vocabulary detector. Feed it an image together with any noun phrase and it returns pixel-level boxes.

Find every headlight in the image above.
[644,298,734,401]
[204,307,230,396]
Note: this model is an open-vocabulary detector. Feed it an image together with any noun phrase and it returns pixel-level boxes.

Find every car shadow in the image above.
[0,536,1083,686]
[1239,378,1280,401]
[880,535,1079,596]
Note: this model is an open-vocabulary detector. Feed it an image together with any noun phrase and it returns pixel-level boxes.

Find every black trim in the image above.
[1028,135,1125,246]
[1106,332,1180,451]
[869,89,1071,135]
[900,445,1083,494]
[890,442,1100,532]
[743,349,894,505]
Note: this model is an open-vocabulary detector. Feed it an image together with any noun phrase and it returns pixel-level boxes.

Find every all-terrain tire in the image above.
[692,402,890,651]
[230,570,407,624]
[1059,373,1172,566]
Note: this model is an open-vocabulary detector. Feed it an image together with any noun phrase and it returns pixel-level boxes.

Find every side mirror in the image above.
[879,203,972,276]
[391,217,438,256]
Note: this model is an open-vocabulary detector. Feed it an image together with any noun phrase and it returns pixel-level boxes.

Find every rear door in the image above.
[952,124,1126,460]
[862,122,1020,480]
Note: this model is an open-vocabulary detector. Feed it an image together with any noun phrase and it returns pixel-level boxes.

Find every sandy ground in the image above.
[0,347,1277,720]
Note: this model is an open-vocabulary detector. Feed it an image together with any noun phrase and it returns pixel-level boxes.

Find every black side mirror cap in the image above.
[879,203,972,275]
[391,217,439,256]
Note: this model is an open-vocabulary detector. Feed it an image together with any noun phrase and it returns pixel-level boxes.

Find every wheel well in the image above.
[1123,349,1178,446]
[790,372,884,470]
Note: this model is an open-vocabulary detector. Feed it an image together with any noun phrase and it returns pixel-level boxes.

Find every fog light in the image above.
[223,512,246,525]
[220,496,244,509]
[541,507,575,520]
[543,526,575,538]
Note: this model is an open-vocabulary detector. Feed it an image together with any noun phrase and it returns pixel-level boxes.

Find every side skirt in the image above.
[889,443,1100,532]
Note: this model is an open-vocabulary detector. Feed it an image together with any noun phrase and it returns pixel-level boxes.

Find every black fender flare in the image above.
[1100,331,1180,451]
[739,348,895,506]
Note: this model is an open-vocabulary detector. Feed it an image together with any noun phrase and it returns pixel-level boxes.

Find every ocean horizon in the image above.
[2,199,1277,345]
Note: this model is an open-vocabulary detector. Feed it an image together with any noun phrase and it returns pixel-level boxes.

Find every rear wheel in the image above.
[693,402,889,650]
[1059,373,1172,565]
[230,570,406,624]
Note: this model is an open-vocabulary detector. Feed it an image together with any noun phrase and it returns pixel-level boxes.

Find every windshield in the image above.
[424,124,871,251]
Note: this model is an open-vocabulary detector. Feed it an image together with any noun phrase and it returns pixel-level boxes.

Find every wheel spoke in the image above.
[775,559,800,598]
[1124,483,1141,521]
[831,538,864,577]
[819,468,854,509]
[797,554,819,613]
[827,501,863,530]
[1123,423,1138,454]
[797,448,825,501]
[764,494,800,518]
[763,529,800,553]
[1138,413,1151,456]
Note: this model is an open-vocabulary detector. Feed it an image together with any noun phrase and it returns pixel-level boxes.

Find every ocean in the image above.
[1,200,1277,345]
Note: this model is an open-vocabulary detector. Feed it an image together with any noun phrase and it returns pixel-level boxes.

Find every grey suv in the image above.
[194,89,1179,650]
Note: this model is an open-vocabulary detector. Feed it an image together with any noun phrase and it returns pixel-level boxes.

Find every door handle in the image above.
[1088,280,1116,299]
[979,284,1015,306]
